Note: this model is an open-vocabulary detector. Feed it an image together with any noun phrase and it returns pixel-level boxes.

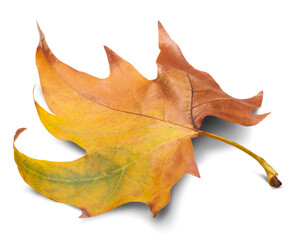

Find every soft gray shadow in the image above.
[109,202,149,216]
[63,140,86,155]
[192,116,251,166]
[252,108,259,114]
[257,172,269,184]
[155,175,190,221]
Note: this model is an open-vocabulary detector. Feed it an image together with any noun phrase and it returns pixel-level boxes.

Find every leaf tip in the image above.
[104,45,122,68]
[36,22,49,51]
[157,20,163,30]
[187,161,201,178]
[148,201,165,218]
[14,128,27,142]
[258,112,271,123]
[79,208,90,218]
[32,85,40,110]
[150,206,159,218]
[158,21,170,47]
[37,22,44,43]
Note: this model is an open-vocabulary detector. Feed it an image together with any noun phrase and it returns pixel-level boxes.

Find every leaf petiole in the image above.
[198,130,281,187]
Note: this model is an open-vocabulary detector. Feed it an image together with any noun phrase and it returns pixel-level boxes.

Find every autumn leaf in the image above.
[14,22,281,218]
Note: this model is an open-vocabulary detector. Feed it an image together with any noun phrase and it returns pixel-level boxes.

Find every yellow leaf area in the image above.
[14,106,197,217]
[13,24,199,218]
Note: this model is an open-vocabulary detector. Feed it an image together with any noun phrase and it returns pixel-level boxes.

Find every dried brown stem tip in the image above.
[269,176,282,188]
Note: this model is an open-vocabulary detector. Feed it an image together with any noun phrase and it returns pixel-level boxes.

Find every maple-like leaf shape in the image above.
[13,22,273,218]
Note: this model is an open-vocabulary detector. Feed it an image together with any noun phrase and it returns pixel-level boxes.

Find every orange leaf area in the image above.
[14,22,268,217]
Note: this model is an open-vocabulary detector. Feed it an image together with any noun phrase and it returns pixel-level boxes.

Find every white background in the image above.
[1,0,290,239]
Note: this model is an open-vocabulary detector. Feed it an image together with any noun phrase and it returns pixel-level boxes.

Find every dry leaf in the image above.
[13,22,280,218]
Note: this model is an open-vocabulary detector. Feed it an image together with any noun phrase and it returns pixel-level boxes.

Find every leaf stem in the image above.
[198,130,281,187]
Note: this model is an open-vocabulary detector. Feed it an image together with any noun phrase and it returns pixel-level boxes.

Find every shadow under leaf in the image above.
[192,116,251,166]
